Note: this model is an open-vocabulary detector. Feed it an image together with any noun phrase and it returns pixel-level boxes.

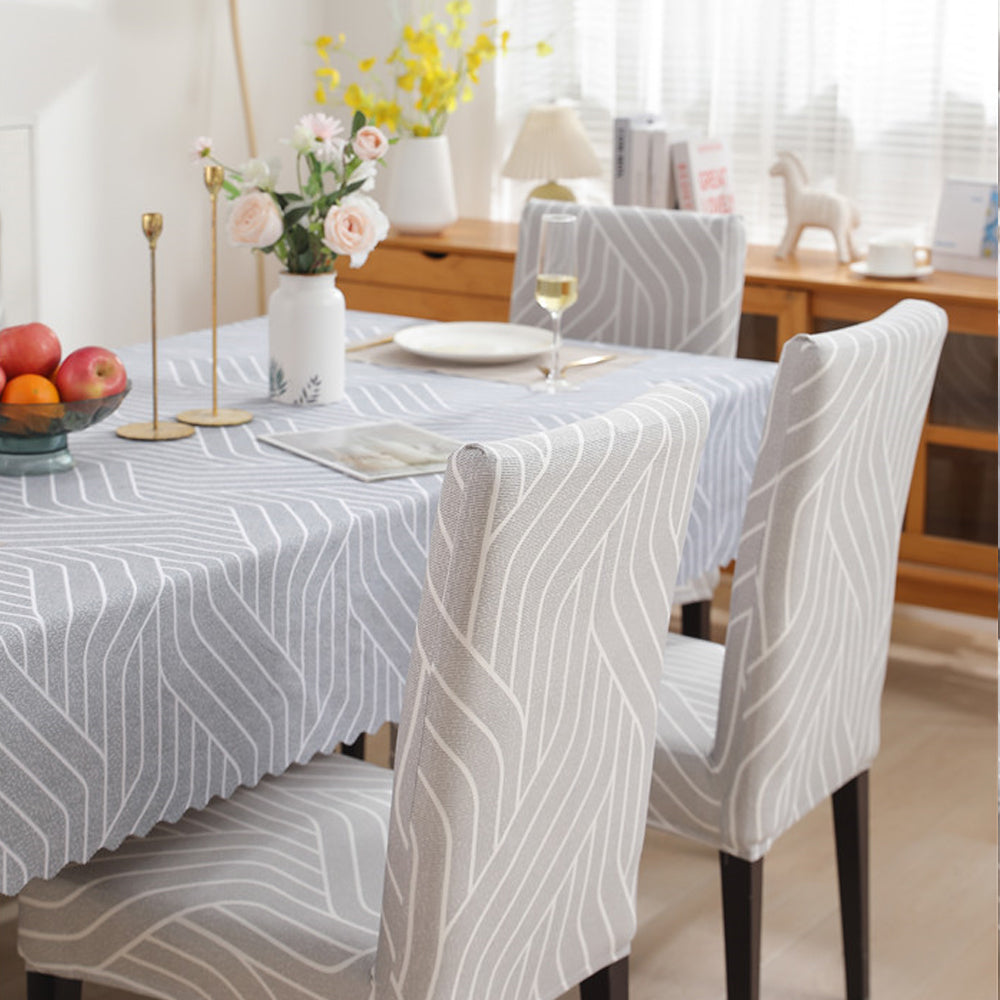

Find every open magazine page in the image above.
[259,421,463,481]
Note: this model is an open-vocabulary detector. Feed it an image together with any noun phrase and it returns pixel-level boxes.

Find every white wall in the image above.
[0,0,501,353]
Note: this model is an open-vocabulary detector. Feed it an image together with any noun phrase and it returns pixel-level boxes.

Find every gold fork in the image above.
[537,353,616,379]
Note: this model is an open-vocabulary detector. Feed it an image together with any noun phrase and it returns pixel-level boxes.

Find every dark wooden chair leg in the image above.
[833,770,870,1000]
[719,852,762,1000]
[681,599,712,639]
[340,734,366,759]
[388,721,398,768]
[580,955,629,1000]
[27,972,82,1000]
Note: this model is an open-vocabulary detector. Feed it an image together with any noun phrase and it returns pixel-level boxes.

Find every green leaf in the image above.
[351,109,365,135]
[222,180,241,198]
[339,179,366,199]
[283,205,311,227]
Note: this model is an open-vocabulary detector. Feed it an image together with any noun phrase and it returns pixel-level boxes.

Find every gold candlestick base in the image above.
[117,420,196,441]
[176,407,254,427]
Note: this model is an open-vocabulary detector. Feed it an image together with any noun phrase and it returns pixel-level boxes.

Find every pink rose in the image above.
[226,191,283,248]
[323,193,389,268]
[353,125,389,161]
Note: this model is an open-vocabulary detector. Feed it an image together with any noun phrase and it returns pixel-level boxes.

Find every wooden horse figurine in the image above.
[770,151,859,263]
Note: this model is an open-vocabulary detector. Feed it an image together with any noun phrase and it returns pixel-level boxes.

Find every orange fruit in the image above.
[1,373,61,404]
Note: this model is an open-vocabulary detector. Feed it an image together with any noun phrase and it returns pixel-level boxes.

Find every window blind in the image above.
[494,0,998,250]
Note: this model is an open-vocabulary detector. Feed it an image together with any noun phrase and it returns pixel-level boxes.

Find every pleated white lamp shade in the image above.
[501,105,602,200]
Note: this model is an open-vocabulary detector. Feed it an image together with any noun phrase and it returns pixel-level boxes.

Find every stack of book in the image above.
[613,115,735,214]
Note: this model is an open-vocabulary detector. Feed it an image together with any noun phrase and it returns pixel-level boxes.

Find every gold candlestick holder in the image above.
[117,213,196,442]
[177,164,253,428]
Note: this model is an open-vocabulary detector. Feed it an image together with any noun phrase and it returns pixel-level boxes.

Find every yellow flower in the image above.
[343,83,375,118]
[373,99,401,131]
[315,14,550,136]
[469,33,496,58]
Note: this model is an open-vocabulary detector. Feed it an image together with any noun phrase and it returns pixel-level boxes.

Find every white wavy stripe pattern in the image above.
[509,201,746,357]
[19,386,709,1000]
[374,387,709,1000]
[0,312,774,895]
[647,300,947,861]
[18,753,393,999]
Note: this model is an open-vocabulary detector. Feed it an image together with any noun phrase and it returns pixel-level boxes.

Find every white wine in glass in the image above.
[535,274,579,315]
[532,214,579,393]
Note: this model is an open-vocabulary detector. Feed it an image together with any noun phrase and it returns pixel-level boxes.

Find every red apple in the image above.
[54,346,128,401]
[0,322,62,378]
[0,363,6,398]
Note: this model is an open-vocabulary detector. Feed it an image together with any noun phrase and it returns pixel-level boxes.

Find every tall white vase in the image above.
[267,272,345,405]
[383,135,458,235]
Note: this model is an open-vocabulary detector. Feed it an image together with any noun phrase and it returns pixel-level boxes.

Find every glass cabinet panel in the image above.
[737,314,778,361]
[928,332,998,430]
[924,444,998,545]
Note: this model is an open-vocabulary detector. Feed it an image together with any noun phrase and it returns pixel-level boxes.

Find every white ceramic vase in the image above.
[267,272,345,405]
[383,135,458,235]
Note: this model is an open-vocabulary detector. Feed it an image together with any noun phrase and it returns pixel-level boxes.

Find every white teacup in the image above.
[865,238,930,278]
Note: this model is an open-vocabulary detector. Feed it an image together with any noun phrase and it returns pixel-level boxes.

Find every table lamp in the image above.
[501,104,602,201]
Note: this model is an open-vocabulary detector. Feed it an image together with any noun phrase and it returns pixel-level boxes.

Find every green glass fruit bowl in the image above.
[0,382,131,475]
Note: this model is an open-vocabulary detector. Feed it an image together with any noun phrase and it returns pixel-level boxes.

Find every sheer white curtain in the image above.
[494,0,998,249]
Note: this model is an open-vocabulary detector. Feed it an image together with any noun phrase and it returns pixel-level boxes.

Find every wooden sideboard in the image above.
[337,219,998,617]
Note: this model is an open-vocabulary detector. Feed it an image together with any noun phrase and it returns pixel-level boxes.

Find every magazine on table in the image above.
[259,421,463,481]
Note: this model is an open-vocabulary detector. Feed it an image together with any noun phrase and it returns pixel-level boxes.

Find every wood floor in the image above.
[1,603,996,1000]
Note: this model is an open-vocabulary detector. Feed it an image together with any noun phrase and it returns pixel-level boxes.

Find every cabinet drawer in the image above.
[337,246,514,298]
[338,283,511,322]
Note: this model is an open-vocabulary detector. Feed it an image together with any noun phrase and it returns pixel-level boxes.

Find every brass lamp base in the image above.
[117,421,196,441]
[176,408,254,427]
[528,180,576,201]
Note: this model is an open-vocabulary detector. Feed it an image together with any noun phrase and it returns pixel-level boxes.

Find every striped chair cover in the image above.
[510,200,745,607]
[647,299,948,858]
[508,200,747,357]
[19,385,710,1000]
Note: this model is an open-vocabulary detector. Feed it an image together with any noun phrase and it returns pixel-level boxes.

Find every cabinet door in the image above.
[739,286,811,358]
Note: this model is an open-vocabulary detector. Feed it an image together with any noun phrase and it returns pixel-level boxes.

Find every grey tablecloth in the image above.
[0,311,775,893]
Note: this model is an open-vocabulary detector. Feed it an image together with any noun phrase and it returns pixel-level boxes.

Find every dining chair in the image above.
[19,384,710,1000]
[509,199,747,357]
[510,199,747,640]
[645,299,947,1000]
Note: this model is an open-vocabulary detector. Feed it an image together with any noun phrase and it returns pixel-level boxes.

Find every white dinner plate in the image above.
[849,261,934,280]
[394,322,552,364]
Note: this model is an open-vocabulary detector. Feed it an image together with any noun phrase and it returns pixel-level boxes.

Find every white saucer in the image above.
[849,261,934,280]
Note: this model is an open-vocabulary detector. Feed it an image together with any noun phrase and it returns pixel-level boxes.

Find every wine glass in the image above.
[532,213,579,393]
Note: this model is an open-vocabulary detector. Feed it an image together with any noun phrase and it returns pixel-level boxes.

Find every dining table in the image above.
[0,309,776,895]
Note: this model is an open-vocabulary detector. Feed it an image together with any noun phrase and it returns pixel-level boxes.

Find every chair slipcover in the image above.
[509,200,747,358]
[20,385,710,1000]
[647,299,947,861]
[510,200,745,605]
